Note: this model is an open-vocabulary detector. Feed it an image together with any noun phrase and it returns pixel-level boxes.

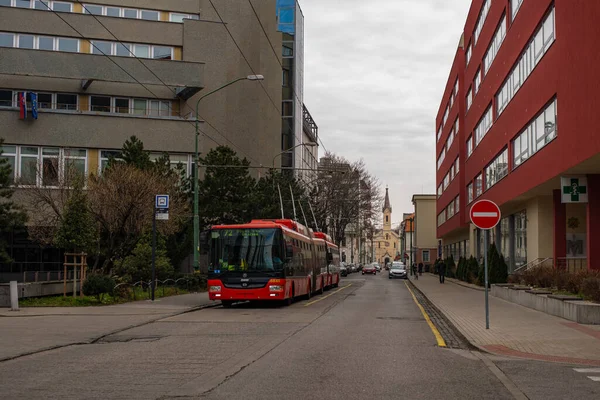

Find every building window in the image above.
[283,42,294,58]
[483,15,507,77]
[466,135,473,158]
[0,89,13,107]
[473,0,491,45]
[422,250,430,263]
[466,88,472,112]
[485,148,509,190]
[437,125,442,142]
[448,200,455,218]
[475,107,493,146]
[386,216,389,223]
[282,101,294,117]
[99,150,122,173]
[465,43,471,65]
[56,93,77,110]
[90,95,111,112]
[0,144,16,183]
[496,8,555,117]
[511,0,524,22]
[436,147,446,171]
[443,172,450,190]
[454,157,460,175]
[513,99,557,169]
[475,174,483,198]
[0,32,14,47]
[446,127,454,150]
[437,210,446,227]
[467,182,474,204]
[514,211,527,268]
[473,68,481,95]
[455,195,460,214]
[170,13,199,23]
[437,183,442,198]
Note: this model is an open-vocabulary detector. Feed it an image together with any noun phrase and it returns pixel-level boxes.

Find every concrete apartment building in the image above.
[0,0,316,279]
[435,0,600,272]
[412,194,438,269]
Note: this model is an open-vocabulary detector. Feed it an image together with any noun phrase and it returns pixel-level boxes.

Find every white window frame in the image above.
[446,128,454,151]
[483,15,507,77]
[465,43,472,65]
[511,0,524,22]
[467,182,474,204]
[475,107,493,146]
[485,148,509,190]
[99,149,123,174]
[466,88,472,112]
[474,68,481,95]
[475,174,483,198]
[437,125,442,142]
[513,98,557,169]
[0,143,17,184]
[473,0,491,45]
[496,8,555,117]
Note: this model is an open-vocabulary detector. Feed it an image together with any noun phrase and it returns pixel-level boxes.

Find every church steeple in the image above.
[383,187,392,231]
[383,186,392,213]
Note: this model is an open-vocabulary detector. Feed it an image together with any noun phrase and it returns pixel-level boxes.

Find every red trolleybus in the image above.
[205,219,333,307]
[313,232,341,289]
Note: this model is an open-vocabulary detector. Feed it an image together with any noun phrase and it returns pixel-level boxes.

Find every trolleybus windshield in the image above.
[209,228,285,273]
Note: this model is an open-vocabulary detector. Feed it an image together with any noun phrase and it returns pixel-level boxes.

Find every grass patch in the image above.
[20,286,191,307]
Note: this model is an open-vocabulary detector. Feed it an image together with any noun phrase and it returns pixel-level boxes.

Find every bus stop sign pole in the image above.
[470,199,501,330]
[153,195,170,301]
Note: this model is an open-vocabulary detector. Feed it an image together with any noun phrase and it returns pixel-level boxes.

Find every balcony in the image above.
[303,104,318,143]
[0,47,204,98]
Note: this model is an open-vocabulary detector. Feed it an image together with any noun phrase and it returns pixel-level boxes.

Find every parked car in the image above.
[340,265,348,277]
[362,264,377,275]
[389,261,407,279]
[351,264,358,273]
[372,263,381,272]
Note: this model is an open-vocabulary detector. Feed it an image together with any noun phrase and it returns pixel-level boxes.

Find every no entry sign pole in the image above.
[470,199,501,330]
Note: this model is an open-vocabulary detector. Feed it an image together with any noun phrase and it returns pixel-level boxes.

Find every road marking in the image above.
[574,368,600,373]
[304,284,352,307]
[574,368,600,382]
[404,281,446,348]
[472,212,498,217]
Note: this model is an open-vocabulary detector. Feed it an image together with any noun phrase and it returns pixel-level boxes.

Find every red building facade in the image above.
[435,0,600,271]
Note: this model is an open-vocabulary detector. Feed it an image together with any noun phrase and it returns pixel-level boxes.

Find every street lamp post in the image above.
[193,75,264,272]
[271,142,318,170]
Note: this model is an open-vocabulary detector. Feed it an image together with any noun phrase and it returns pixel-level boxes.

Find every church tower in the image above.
[383,187,392,232]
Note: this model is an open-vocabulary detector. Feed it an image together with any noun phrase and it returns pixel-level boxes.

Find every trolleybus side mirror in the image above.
[285,244,293,260]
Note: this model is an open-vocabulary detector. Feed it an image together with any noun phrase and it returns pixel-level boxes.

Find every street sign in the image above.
[470,199,501,230]
[155,195,169,209]
[469,199,501,332]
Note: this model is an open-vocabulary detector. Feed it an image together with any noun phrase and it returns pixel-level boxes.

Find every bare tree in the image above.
[310,153,383,247]
[86,163,189,272]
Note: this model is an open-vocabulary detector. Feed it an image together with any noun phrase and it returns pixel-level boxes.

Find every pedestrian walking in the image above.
[418,262,423,276]
[438,259,446,284]
[411,263,418,280]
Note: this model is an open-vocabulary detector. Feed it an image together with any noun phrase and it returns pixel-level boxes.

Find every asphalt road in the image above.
[1,273,599,399]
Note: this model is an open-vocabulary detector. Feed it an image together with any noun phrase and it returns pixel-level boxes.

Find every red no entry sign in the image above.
[470,199,501,230]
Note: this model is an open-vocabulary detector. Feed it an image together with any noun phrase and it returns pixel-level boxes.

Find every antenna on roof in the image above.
[298,200,309,228]
[277,184,285,219]
[289,185,297,221]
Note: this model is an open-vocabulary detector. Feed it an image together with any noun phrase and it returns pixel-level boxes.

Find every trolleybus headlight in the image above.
[209,285,222,292]
[269,285,283,292]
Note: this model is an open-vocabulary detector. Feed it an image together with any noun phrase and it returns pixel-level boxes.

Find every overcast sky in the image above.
[301,0,472,226]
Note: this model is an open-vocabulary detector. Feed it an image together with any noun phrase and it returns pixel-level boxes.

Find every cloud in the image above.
[301,0,471,221]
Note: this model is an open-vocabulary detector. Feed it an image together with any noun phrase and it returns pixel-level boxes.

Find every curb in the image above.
[0,301,219,363]
[406,278,479,352]
[426,273,484,291]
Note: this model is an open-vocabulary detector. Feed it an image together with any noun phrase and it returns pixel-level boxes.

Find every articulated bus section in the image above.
[205,219,340,307]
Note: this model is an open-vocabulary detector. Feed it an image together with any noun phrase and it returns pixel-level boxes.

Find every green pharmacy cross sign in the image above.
[561,177,588,203]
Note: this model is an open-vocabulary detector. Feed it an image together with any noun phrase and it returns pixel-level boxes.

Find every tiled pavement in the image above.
[410,273,600,365]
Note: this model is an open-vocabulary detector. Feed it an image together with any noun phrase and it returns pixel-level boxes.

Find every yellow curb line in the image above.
[304,283,352,307]
[405,281,447,348]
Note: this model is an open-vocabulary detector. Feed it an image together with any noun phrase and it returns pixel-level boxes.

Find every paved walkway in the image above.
[411,273,600,366]
[0,292,214,361]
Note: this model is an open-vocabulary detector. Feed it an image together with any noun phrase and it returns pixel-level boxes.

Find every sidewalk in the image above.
[0,292,213,361]
[411,273,600,366]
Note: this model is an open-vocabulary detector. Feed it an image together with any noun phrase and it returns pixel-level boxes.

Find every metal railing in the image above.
[513,257,553,274]
[556,257,587,273]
